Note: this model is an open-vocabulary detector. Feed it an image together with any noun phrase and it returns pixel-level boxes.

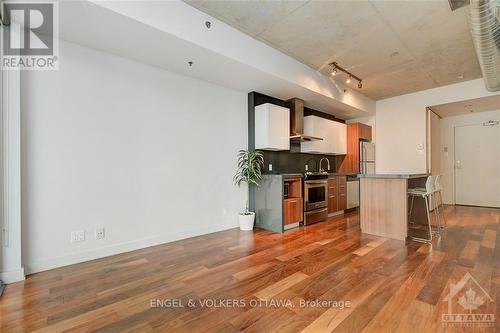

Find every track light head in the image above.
[329,62,363,88]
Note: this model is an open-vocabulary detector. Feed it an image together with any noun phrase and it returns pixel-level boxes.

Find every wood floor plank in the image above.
[361,250,444,332]
[458,240,481,267]
[352,237,388,256]
[0,206,498,333]
[482,229,497,249]
[301,273,386,333]
[254,272,309,300]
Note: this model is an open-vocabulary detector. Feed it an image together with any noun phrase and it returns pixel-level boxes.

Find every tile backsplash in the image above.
[262,145,337,174]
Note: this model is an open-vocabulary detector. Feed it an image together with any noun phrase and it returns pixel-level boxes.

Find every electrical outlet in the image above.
[268,163,273,171]
[95,227,105,240]
[70,230,85,243]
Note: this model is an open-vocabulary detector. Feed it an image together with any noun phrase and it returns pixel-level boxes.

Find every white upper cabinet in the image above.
[255,103,290,151]
[301,116,346,154]
[330,120,347,154]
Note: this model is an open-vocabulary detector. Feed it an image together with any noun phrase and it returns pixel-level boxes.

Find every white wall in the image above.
[375,79,497,174]
[21,40,247,274]
[440,109,500,204]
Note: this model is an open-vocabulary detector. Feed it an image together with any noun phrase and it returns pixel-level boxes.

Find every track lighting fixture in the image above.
[329,62,363,89]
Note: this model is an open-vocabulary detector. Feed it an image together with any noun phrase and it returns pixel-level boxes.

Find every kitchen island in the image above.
[358,174,429,240]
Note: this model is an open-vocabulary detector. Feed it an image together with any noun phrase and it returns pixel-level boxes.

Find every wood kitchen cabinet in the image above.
[337,176,347,211]
[358,123,372,141]
[328,178,338,213]
[284,198,302,226]
[328,176,347,213]
[283,177,303,229]
[337,122,372,173]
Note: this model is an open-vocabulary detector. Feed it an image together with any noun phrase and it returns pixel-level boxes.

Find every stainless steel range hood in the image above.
[287,98,323,142]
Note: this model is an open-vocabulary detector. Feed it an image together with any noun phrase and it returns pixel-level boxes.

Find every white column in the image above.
[0,25,25,283]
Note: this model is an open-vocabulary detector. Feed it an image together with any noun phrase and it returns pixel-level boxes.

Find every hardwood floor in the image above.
[0,205,498,332]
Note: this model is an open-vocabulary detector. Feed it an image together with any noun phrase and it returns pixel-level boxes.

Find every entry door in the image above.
[455,123,500,207]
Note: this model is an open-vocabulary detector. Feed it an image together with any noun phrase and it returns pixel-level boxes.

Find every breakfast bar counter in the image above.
[358,173,429,240]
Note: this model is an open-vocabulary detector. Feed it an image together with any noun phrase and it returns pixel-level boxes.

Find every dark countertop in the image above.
[281,173,303,178]
[357,173,429,179]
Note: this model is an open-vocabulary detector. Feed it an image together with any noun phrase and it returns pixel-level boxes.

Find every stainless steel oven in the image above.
[303,173,328,225]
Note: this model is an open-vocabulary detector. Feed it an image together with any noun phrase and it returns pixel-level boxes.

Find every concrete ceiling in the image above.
[430,94,500,118]
[186,0,483,100]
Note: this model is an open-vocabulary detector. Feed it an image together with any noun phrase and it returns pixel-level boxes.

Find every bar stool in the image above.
[408,176,440,243]
[434,175,447,228]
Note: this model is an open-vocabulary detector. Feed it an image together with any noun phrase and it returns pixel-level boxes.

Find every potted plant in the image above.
[233,149,264,231]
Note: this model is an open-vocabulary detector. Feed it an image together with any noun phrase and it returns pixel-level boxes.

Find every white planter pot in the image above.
[238,212,255,231]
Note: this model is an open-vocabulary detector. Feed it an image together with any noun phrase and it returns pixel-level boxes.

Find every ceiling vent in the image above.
[469,0,500,92]
[449,0,471,11]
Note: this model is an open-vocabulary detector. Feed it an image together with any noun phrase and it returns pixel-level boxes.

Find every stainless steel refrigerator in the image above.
[360,142,375,174]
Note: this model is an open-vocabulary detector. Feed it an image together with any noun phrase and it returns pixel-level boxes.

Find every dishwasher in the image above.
[346,176,360,209]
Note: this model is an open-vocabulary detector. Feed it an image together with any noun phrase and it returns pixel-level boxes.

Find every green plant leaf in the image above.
[234,149,264,187]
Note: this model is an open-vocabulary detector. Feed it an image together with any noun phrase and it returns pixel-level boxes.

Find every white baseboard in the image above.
[0,267,25,284]
[25,223,237,275]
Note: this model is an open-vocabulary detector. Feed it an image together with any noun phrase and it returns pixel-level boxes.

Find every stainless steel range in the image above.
[303,172,328,225]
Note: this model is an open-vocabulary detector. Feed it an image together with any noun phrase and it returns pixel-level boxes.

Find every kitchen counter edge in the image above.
[357,173,429,179]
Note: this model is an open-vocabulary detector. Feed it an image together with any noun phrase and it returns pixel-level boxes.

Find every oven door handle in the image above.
[305,208,328,214]
[305,181,328,185]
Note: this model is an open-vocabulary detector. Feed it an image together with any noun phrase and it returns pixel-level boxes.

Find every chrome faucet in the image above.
[319,157,330,173]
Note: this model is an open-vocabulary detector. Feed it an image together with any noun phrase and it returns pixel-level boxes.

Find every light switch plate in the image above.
[71,230,85,243]
[268,163,273,171]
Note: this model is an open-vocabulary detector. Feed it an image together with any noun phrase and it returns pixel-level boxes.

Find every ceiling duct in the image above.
[469,0,500,92]
[449,0,471,11]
